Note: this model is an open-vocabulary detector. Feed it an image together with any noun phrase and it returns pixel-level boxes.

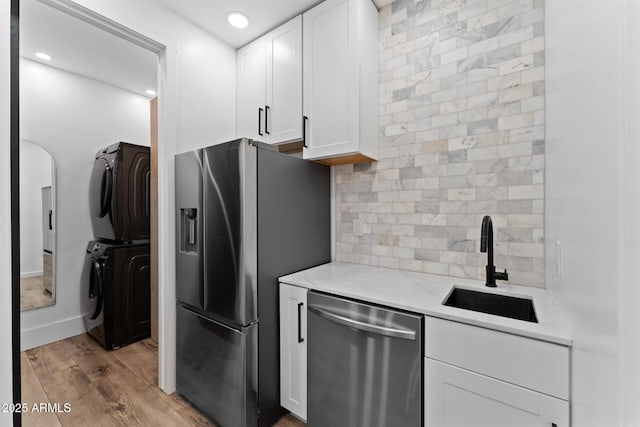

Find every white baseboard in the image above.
[20,270,43,279]
[20,314,87,351]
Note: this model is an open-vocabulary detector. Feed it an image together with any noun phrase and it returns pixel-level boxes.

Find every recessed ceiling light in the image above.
[227,12,249,29]
[145,89,157,96]
[35,52,51,61]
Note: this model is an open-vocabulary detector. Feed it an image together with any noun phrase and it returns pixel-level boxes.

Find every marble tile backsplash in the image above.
[335,0,545,287]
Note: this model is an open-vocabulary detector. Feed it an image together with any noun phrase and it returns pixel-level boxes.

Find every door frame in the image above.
[10,1,20,425]
[11,1,180,423]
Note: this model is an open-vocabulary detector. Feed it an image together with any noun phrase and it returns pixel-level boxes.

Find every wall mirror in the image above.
[19,139,56,311]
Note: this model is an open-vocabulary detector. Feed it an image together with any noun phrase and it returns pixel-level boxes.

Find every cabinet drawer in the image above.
[425,316,569,400]
[425,358,569,427]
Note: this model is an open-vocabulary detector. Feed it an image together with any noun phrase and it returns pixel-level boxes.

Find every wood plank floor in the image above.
[20,275,54,311]
[21,334,306,427]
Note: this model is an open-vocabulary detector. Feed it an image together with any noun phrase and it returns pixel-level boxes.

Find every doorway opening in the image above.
[12,0,167,425]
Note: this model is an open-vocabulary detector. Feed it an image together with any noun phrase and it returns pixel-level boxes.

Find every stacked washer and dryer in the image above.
[84,142,151,350]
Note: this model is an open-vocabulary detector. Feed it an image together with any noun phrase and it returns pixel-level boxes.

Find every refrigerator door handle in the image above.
[308,304,417,340]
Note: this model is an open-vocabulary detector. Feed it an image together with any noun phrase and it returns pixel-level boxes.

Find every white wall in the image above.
[545,0,640,425]
[20,58,150,349]
[0,0,14,424]
[0,0,237,410]
[620,1,640,423]
[19,140,52,277]
[46,0,237,394]
[70,0,237,154]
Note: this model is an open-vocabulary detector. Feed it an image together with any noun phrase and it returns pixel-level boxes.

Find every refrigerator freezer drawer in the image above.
[176,304,258,427]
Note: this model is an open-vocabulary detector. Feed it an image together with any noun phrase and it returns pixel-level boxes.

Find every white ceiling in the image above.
[18,0,393,97]
[155,0,323,49]
[20,0,157,98]
[155,0,393,49]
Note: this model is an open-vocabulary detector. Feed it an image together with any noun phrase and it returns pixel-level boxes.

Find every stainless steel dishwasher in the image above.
[307,291,423,427]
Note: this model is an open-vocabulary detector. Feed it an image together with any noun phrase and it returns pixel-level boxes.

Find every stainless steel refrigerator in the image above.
[175,138,330,427]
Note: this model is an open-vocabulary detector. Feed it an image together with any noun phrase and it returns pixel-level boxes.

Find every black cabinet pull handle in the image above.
[298,302,304,343]
[48,210,52,230]
[265,105,270,134]
[302,116,308,148]
[258,107,264,136]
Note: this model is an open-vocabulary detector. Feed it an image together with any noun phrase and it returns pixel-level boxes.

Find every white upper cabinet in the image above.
[267,16,303,144]
[302,0,378,164]
[237,16,302,145]
[237,39,267,142]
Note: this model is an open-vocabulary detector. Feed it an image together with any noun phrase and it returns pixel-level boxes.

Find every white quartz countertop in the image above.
[279,262,571,346]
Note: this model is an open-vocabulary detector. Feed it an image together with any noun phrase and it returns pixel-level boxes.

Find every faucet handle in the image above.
[493,269,509,282]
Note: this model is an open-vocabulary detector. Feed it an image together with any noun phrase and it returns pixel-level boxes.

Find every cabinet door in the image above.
[425,358,569,427]
[279,283,307,421]
[266,16,302,144]
[237,39,267,142]
[302,0,358,159]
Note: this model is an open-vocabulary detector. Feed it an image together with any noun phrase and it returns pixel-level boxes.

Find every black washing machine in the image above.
[83,240,151,350]
[89,142,150,242]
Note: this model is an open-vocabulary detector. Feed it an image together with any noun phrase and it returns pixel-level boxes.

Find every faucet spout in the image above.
[480,215,508,287]
[480,215,493,267]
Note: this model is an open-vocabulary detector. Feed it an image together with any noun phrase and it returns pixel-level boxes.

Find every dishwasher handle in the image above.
[308,304,416,341]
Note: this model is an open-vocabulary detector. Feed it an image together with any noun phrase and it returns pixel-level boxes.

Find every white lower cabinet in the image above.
[425,358,569,427]
[277,290,571,426]
[279,283,307,421]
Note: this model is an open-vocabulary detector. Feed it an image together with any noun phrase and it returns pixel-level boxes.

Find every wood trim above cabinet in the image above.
[313,153,375,166]
[277,140,304,154]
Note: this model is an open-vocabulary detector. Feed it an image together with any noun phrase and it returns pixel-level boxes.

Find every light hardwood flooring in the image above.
[21,334,306,427]
[20,275,54,311]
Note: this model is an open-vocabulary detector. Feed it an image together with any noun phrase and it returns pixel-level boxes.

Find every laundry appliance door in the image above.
[89,156,116,240]
[83,241,109,346]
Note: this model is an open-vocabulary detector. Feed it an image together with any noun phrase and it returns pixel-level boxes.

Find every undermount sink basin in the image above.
[443,287,538,323]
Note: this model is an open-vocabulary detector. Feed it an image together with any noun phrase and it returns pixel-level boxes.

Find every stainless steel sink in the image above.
[443,287,538,323]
